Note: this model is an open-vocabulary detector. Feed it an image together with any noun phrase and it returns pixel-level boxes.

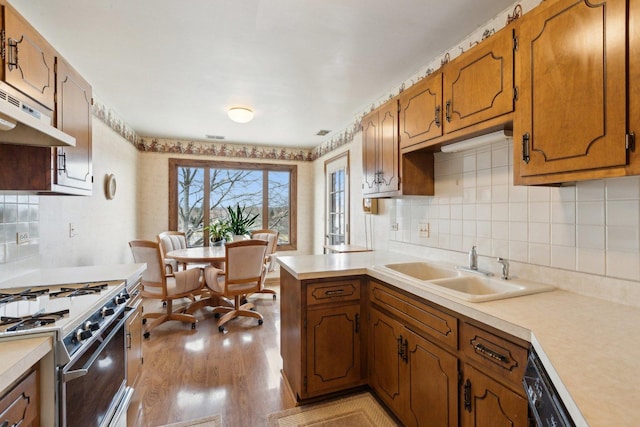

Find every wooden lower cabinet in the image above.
[306,303,361,395]
[280,270,365,400]
[282,271,530,426]
[126,295,143,387]
[370,308,458,427]
[461,365,528,427]
[0,368,39,427]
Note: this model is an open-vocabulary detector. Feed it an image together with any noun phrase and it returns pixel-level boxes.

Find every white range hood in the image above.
[0,85,75,147]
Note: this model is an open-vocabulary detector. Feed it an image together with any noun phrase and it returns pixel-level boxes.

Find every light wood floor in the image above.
[127,284,298,426]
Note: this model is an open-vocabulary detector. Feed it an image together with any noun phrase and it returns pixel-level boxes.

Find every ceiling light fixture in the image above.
[227,107,254,123]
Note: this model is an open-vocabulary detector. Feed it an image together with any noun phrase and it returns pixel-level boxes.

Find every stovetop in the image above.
[0,281,126,337]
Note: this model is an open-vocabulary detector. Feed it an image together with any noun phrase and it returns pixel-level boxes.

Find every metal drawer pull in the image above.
[325,289,345,296]
[474,343,509,363]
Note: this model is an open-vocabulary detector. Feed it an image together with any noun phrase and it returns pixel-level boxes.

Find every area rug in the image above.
[266,392,399,426]
[159,414,222,427]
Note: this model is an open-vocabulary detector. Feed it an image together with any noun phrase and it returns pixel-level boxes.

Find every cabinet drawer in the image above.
[461,322,527,388]
[369,280,457,349]
[306,279,361,306]
[0,368,39,427]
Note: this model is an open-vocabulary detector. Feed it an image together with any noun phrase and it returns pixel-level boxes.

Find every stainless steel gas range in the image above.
[0,279,134,427]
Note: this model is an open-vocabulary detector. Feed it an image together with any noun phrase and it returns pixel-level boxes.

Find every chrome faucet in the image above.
[469,246,478,270]
[497,257,510,280]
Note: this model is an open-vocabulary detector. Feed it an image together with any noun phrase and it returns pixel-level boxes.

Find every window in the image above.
[169,159,297,250]
[325,152,349,246]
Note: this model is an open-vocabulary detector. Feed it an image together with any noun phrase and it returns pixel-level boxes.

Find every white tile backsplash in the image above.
[0,194,39,264]
[389,140,640,283]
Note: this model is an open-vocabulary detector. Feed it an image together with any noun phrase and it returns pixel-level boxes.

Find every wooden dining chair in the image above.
[129,240,203,337]
[203,239,268,332]
[250,229,279,299]
[157,231,188,272]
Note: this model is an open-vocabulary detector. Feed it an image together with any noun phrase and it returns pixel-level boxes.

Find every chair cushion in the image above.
[168,268,202,296]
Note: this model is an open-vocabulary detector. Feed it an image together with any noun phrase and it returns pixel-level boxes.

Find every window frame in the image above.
[169,158,297,251]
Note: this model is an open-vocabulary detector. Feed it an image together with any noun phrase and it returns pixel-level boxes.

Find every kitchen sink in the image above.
[381,262,458,281]
[374,262,555,302]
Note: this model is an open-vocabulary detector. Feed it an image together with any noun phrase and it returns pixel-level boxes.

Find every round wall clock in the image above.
[105,174,117,200]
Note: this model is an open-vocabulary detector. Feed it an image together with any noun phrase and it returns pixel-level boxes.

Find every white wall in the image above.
[0,119,139,281]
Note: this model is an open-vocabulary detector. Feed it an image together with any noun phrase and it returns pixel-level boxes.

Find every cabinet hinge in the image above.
[513,86,519,101]
[626,132,636,152]
[513,35,518,51]
[0,29,5,61]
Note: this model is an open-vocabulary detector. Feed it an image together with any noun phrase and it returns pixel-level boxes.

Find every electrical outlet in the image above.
[418,222,430,238]
[390,223,399,231]
[69,223,76,238]
[16,232,29,244]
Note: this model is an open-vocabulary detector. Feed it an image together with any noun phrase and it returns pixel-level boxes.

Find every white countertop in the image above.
[278,252,640,427]
[0,263,146,288]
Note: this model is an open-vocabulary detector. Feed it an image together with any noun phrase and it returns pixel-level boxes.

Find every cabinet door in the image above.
[404,329,458,427]
[377,99,400,194]
[2,5,55,110]
[126,299,143,387]
[631,0,640,154]
[369,309,405,416]
[399,73,443,149]
[515,0,626,180]
[306,304,361,395]
[442,28,514,134]
[461,365,528,427]
[55,57,93,194]
[362,109,379,195]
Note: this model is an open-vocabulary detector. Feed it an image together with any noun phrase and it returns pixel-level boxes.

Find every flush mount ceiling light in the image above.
[227,107,254,123]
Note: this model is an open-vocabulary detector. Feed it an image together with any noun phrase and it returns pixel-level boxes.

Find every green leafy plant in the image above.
[205,218,232,243]
[226,204,259,236]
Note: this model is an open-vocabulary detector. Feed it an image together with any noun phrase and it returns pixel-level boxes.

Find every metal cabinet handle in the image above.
[325,289,344,296]
[397,335,404,359]
[435,105,441,127]
[58,151,67,173]
[474,343,509,364]
[522,133,530,164]
[463,379,472,412]
[7,38,18,70]
[402,338,408,363]
[445,100,452,123]
[126,331,132,349]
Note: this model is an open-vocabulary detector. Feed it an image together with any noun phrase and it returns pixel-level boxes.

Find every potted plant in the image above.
[206,219,232,246]
[226,203,259,241]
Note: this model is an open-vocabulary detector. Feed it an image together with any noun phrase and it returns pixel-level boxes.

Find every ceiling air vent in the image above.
[316,129,331,136]
[205,134,225,140]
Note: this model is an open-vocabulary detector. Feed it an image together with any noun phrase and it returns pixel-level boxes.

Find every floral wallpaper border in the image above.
[92,0,538,163]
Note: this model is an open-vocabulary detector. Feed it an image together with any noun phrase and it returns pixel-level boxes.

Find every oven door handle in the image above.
[63,310,132,383]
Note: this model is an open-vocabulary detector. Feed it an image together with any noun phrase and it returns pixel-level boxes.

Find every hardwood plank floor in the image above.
[127,284,297,426]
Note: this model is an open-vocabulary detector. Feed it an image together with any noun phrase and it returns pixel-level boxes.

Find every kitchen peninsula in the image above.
[278,251,640,427]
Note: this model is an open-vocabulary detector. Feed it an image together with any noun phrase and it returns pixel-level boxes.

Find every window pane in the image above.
[209,169,262,228]
[268,171,290,244]
[177,167,205,246]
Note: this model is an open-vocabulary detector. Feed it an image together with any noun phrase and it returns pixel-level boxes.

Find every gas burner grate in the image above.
[0,288,49,304]
[49,283,108,298]
[1,309,70,331]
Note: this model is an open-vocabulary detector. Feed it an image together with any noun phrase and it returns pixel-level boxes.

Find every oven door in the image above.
[60,309,132,427]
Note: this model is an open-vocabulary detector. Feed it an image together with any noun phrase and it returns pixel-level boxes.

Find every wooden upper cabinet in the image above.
[2,4,55,110]
[362,100,400,196]
[630,0,640,167]
[399,73,443,149]
[55,57,93,194]
[514,0,627,183]
[442,26,515,134]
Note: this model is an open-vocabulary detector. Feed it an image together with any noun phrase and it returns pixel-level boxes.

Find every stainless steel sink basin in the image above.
[374,262,555,302]
[382,262,458,281]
